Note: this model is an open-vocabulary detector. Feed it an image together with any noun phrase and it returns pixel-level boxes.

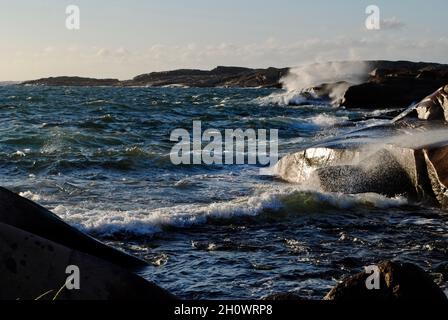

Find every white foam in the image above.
[19,191,42,202]
[306,114,349,127]
[53,185,408,237]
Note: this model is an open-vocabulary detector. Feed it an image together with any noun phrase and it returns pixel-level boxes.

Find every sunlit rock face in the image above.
[274,146,429,198]
[273,148,361,185]
[424,146,448,207]
[415,85,448,122]
[273,144,447,207]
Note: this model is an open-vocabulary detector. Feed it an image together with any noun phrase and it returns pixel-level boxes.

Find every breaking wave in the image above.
[48,186,408,238]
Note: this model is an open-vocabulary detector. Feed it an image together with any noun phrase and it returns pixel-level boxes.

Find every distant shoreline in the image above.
[16,60,448,110]
[20,66,289,89]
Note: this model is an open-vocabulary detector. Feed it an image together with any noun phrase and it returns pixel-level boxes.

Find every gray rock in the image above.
[423,146,448,207]
[273,143,445,206]
[0,187,146,269]
[0,222,174,300]
[274,146,431,198]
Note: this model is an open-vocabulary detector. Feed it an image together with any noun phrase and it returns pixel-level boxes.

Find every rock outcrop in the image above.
[0,187,146,269]
[273,141,448,207]
[424,146,448,207]
[414,85,448,121]
[275,85,448,208]
[0,187,175,300]
[324,261,447,301]
[341,61,448,109]
[274,145,439,202]
[0,222,174,300]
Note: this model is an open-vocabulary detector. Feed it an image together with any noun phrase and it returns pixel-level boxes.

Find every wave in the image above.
[306,114,350,127]
[46,185,408,238]
[255,90,327,107]
[19,190,43,202]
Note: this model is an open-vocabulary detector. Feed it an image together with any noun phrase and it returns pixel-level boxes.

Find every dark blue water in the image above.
[1,85,447,299]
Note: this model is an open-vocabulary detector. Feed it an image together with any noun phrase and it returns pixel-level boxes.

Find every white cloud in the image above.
[381,17,405,30]
[2,35,448,81]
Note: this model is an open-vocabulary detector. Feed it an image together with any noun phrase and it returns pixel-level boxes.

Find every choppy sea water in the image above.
[0,85,447,299]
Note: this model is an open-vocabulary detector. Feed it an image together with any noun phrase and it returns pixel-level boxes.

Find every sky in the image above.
[1,0,448,81]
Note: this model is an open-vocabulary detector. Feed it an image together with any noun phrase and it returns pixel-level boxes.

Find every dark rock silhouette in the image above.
[0,222,174,300]
[0,187,146,269]
[324,261,447,301]
[22,66,289,88]
[342,61,448,109]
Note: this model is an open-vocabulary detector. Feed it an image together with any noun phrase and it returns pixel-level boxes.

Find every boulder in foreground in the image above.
[324,261,447,301]
[0,187,146,269]
[0,222,174,300]
[273,144,441,204]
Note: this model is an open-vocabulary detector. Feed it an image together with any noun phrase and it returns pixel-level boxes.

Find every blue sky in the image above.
[1,0,447,80]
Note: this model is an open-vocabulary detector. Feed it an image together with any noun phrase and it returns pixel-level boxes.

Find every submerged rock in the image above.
[324,261,447,301]
[0,222,174,300]
[0,187,146,269]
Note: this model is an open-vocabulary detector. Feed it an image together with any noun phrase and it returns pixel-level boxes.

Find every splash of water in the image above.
[263,61,369,106]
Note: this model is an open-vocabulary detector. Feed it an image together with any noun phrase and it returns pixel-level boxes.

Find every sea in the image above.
[0,85,447,299]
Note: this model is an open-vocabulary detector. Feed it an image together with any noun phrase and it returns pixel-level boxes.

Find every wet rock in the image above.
[273,146,435,200]
[0,222,174,300]
[324,261,447,301]
[0,187,146,269]
[315,149,416,197]
[273,147,361,185]
[341,61,448,109]
[414,85,448,121]
[423,146,448,207]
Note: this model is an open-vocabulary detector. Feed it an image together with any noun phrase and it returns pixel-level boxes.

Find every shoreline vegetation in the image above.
[1,59,448,301]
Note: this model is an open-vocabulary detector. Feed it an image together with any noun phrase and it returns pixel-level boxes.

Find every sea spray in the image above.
[260,61,369,106]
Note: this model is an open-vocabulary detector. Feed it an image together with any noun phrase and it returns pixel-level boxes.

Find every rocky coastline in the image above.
[5,61,448,301]
[21,60,448,110]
